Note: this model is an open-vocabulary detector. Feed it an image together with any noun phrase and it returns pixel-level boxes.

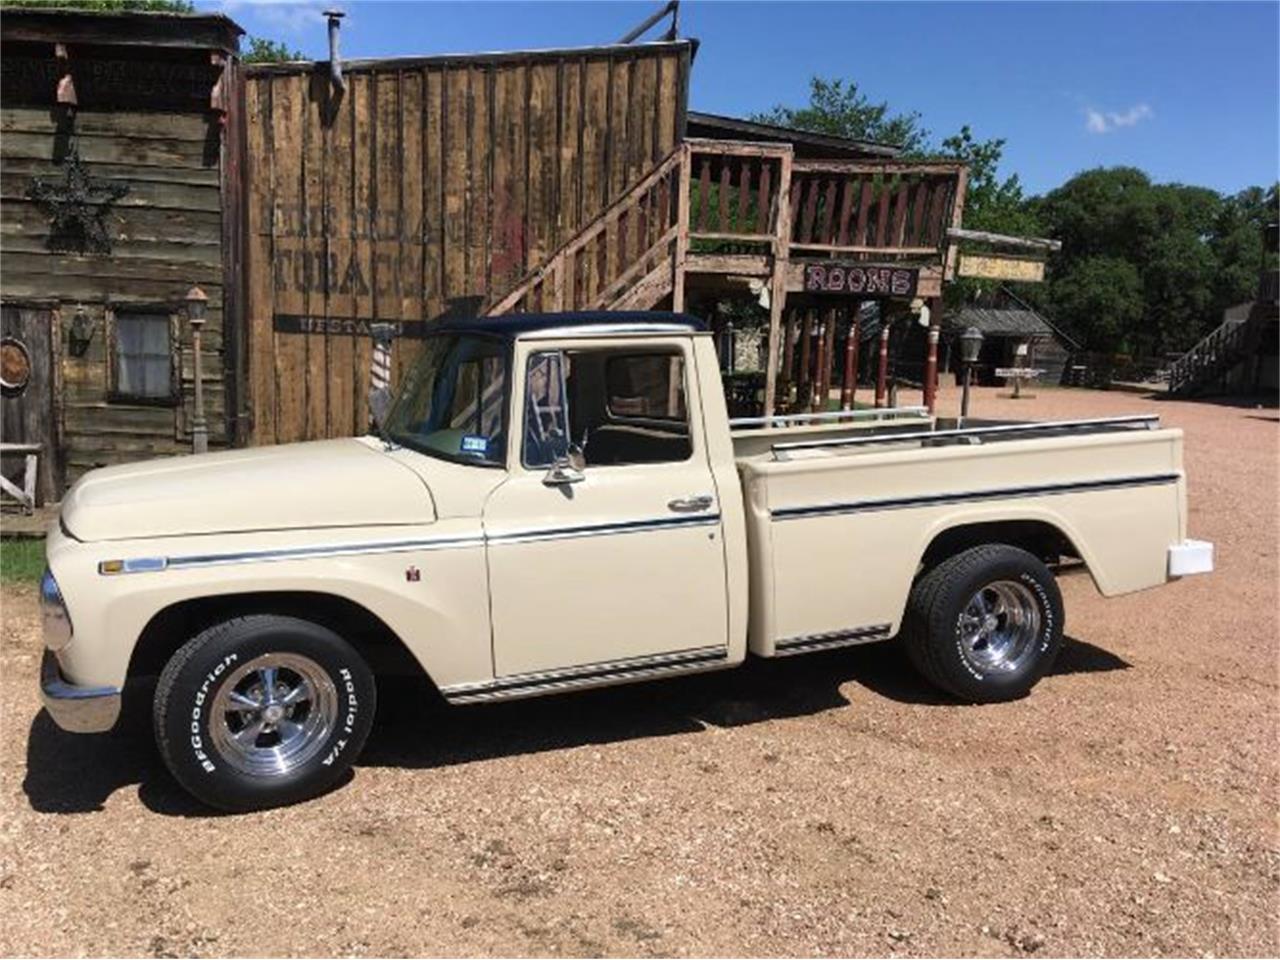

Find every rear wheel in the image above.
[902,544,1064,703]
[153,614,376,811]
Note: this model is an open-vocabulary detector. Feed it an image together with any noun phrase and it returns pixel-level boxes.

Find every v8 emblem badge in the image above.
[405,566,421,582]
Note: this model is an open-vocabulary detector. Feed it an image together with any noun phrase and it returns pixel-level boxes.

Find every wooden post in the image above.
[841,304,861,410]
[672,143,692,312]
[781,307,797,408]
[875,321,892,408]
[762,149,793,419]
[823,306,837,411]
[798,307,813,409]
[811,312,827,412]
[923,300,941,413]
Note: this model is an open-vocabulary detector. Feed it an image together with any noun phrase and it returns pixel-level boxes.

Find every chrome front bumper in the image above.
[40,650,121,733]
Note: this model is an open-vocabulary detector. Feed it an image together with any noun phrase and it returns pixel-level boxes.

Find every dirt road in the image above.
[2,386,1276,957]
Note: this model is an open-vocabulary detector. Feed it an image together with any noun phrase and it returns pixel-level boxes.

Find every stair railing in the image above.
[486,147,685,316]
[1168,308,1265,394]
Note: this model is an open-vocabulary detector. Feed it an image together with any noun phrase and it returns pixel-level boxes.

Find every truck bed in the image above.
[733,413,1186,657]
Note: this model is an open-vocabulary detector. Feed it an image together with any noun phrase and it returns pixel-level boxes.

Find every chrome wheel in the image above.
[957,579,1041,675]
[208,653,338,778]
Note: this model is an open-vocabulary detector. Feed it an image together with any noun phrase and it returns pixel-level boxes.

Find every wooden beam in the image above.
[685,253,770,275]
[944,226,1060,252]
[762,148,792,419]
[672,142,691,311]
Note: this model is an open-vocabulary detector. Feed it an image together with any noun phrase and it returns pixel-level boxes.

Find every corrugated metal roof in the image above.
[947,307,1056,339]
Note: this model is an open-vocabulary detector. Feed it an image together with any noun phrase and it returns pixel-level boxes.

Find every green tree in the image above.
[0,0,193,9]
[242,36,304,64]
[754,77,929,153]
[1047,256,1145,352]
[1035,169,1277,354]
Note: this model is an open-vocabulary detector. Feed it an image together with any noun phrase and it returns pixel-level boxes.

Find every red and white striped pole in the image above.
[369,322,396,428]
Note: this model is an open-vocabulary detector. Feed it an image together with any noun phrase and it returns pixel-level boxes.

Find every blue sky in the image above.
[204,1,1280,197]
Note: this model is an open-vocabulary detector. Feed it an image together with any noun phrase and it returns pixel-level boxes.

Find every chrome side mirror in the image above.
[542,445,586,486]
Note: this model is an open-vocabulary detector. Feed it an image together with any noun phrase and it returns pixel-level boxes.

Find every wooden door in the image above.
[1,305,60,504]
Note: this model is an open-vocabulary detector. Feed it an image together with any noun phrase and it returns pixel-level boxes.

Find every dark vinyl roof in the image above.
[686,111,902,159]
[946,307,1057,340]
[433,311,707,339]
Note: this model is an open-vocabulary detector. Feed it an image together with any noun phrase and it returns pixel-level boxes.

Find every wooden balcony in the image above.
[489,136,970,415]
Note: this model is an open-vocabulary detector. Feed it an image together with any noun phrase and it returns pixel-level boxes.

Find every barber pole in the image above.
[368,323,396,427]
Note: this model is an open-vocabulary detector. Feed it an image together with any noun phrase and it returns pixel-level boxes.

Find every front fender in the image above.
[45,520,493,692]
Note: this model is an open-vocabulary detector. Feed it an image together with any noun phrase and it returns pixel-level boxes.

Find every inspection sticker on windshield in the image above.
[460,435,489,456]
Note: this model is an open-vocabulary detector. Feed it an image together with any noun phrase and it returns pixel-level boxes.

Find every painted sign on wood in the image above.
[958,253,1046,283]
[274,314,437,339]
[802,262,919,298]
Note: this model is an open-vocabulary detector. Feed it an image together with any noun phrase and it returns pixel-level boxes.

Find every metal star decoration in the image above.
[27,140,129,255]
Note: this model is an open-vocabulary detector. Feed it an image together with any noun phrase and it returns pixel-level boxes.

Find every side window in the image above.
[606,354,687,422]
[592,351,691,465]
[523,351,570,468]
[110,309,176,404]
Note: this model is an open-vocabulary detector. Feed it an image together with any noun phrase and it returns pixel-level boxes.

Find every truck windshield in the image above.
[383,333,508,467]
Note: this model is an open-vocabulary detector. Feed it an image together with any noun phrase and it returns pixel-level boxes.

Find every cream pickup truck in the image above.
[40,312,1213,810]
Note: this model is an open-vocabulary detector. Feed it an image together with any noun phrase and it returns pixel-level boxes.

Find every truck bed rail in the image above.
[731,406,928,430]
[771,415,1160,457]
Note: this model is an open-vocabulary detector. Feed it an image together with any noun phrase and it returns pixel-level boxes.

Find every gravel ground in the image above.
[1,386,1276,958]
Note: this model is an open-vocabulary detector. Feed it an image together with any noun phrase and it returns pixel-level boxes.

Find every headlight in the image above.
[40,568,73,651]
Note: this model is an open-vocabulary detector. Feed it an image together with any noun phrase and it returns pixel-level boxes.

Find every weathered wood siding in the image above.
[243,42,691,445]
[0,33,238,488]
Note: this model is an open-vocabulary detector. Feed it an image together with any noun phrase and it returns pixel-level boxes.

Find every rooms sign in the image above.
[803,262,919,298]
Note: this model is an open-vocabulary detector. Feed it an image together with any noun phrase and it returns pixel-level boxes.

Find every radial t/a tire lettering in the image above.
[153,614,376,812]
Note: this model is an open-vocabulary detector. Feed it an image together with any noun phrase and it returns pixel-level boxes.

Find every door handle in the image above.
[668,494,714,513]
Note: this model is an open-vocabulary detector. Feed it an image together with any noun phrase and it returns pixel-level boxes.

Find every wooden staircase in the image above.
[485,147,685,315]
[1168,303,1271,395]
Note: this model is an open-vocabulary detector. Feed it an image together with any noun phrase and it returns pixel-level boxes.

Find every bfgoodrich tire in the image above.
[153,614,376,812]
[901,544,1064,703]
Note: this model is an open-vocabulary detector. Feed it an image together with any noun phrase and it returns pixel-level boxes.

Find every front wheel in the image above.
[153,614,376,811]
[901,544,1064,703]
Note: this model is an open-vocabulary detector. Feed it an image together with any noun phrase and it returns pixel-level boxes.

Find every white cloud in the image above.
[1084,103,1154,134]
[217,0,339,36]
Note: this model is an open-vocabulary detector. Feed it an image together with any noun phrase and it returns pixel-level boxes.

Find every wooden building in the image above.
[0,8,243,501]
[241,40,692,445]
[2,7,974,500]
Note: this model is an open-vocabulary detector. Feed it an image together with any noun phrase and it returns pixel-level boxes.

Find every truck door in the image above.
[483,337,729,680]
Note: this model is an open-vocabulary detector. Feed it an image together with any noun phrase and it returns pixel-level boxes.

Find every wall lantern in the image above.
[68,305,94,358]
[185,285,209,455]
[184,285,208,328]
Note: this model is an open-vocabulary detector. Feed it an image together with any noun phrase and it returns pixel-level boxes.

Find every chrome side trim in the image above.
[773,624,891,656]
[772,473,1180,521]
[101,512,721,576]
[40,650,121,734]
[488,513,720,546]
[442,645,729,703]
[163,534,486,571]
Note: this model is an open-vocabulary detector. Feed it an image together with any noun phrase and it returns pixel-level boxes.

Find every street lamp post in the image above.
[185,285,208,455]
[959,326,984,425]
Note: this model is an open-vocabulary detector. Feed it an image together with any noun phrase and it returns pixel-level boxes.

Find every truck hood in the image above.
[61,438,436,542]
